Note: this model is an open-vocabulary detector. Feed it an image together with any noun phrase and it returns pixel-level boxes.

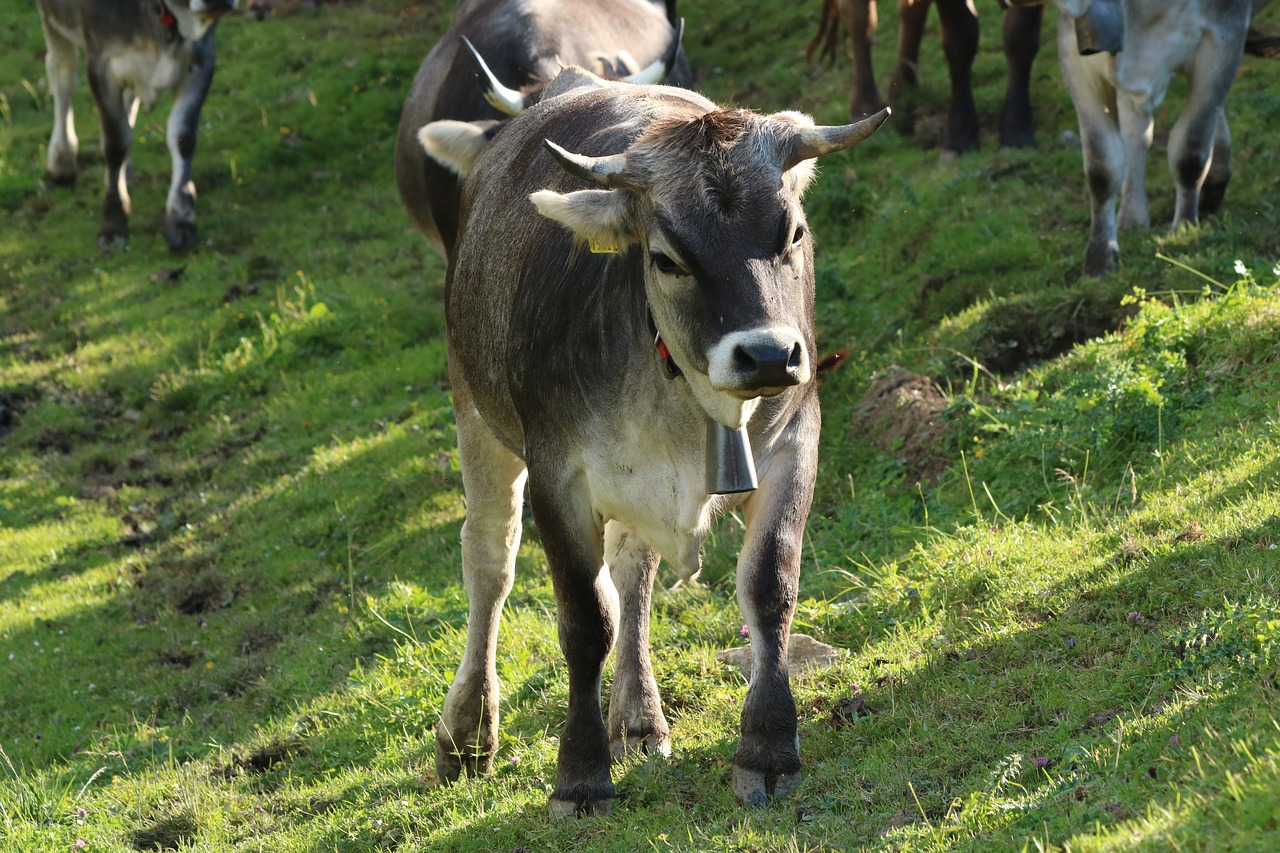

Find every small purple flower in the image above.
[73,840,87,851]
[1064,637,1075,649]
[76,807,87,817]
[739,624,750,639]
[1127,611,1142,623]
[1169,735,1180,747]
[509,755,521,768]
[1034,756,1049,769]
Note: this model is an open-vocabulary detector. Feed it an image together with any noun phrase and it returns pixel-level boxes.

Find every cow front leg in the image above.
[998,4,1043,149]
[529,469,616,817]
[886,0,933,137]
[164,28,217,252]
[87,59,132,251]
[935,0,981,156]
[1168,30,1247,227]
[38,16,79,184]
[844,0,887,120]
[605,522,670,760]
[1058,14,1122,277]
[731,410,817,806]
[436,388,527,782]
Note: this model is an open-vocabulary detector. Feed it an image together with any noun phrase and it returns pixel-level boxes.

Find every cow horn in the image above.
[544,139,630,187]
[622,18,685,85]
[784,107,891,168]
[460,35,527,117]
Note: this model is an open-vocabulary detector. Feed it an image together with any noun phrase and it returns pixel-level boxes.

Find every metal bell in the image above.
[705,419,759,495]
[1074,0,1124,56]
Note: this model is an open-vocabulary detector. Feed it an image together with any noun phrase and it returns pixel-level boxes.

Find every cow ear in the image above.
[530,188,637,249]
[767,110,819,195]
[417,119,503,178]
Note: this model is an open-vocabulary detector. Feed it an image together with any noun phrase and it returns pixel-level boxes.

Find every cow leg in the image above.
[86,58,133,251]
[843,0,887,120]
[1058,14,1122,277]
[1115,91,1153,232]
[935,0,981,157]
[886,0,933,136]
[164,28,217,252]
[528,465,616,817]
[38,16,79,184]
[435,384,527,782]
[998,4,1043,149]
[1168,31,1247,228]
[605,522,670,760]
[731,406,817,806]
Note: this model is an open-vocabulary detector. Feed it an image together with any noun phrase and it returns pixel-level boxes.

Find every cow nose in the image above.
[732,340,803,389]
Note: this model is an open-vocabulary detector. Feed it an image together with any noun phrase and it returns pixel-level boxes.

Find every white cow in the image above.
[1056,0,1269,276]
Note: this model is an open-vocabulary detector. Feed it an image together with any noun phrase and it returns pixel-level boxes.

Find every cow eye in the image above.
[651,251,683,275]
[790,225,807,248]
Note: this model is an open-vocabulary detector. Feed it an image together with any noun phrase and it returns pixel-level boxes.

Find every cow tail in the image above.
[806,0,845,66]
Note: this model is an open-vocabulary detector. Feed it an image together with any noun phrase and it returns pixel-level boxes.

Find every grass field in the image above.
[3,0,1280,849]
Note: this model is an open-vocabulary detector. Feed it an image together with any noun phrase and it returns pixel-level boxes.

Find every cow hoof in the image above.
[45,170,77,187]
[97,228,127,254]
[548,793,613,819]
[165,220,199,253]
[434,737,492,783]
[731,764,801,806]
[609,731,671,761]
[1083,241,1119,278]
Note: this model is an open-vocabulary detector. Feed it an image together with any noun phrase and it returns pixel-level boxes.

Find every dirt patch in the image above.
[850,366,951,483]
[957,291,1134,375]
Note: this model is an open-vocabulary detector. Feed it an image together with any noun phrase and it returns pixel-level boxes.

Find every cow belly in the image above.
[108,46,186,107]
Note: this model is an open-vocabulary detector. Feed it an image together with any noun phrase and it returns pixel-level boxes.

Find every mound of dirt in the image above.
[850,366,950,483]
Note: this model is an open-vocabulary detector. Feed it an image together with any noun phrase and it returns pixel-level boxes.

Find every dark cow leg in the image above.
[164,27,218,252]
[886,0,933,137]
[998,4,1043,149]
[37,11,79,185]
[934,0,981,156]
[436,384,527,782]
[1169,27,1246,228]
[86,58,134,251]
[730,407,817,806]
[845,0,888,120]
[605,522,670,760]
[529,469,616,818]
[1198,111,1232,218]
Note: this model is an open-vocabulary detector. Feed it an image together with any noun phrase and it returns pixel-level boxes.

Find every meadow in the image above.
[2,0,1280,849]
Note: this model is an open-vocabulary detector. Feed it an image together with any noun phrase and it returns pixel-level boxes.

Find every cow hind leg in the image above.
[39,22,79,184]
[1197,111,1232,218]
[605,522,670,760]
[935,0,981,157]
[886,0,933,137]
[435,391,527,782]
[87,59,133,251]
[844,0,888,120]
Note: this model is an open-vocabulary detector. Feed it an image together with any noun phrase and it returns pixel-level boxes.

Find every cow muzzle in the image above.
[709,328,810,397]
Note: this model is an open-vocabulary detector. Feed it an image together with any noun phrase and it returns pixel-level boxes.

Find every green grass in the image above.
[3,0,1279,849]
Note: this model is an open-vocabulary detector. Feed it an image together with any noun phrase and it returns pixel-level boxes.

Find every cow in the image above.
[417,66,889,816]
[394,0,692,260]
[34,0,238,252]
[809,0,1047,156]
[1055,0,1270,276]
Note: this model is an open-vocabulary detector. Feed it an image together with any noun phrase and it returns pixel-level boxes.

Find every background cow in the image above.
[1056,0,1270,276]
[35,0,238,252]
[394,0,692,260]
[810,0,1046,155]
[420,66,888,816]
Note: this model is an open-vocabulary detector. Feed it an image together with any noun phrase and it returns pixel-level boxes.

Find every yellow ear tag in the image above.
[589,237,620,254]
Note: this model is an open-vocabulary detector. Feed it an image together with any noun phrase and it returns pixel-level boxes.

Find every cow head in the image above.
[530,105,889,429]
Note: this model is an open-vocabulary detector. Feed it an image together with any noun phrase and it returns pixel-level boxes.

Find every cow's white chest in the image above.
[108,44,187,108]
[583,417,725,579]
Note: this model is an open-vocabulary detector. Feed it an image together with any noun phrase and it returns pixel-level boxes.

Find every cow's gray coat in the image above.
[394,0,691,260]
[428,67,887,816]
[35,0,237,251]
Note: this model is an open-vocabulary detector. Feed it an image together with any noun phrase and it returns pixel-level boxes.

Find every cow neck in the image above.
[647,312,682,380]
[156,1,180,40]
